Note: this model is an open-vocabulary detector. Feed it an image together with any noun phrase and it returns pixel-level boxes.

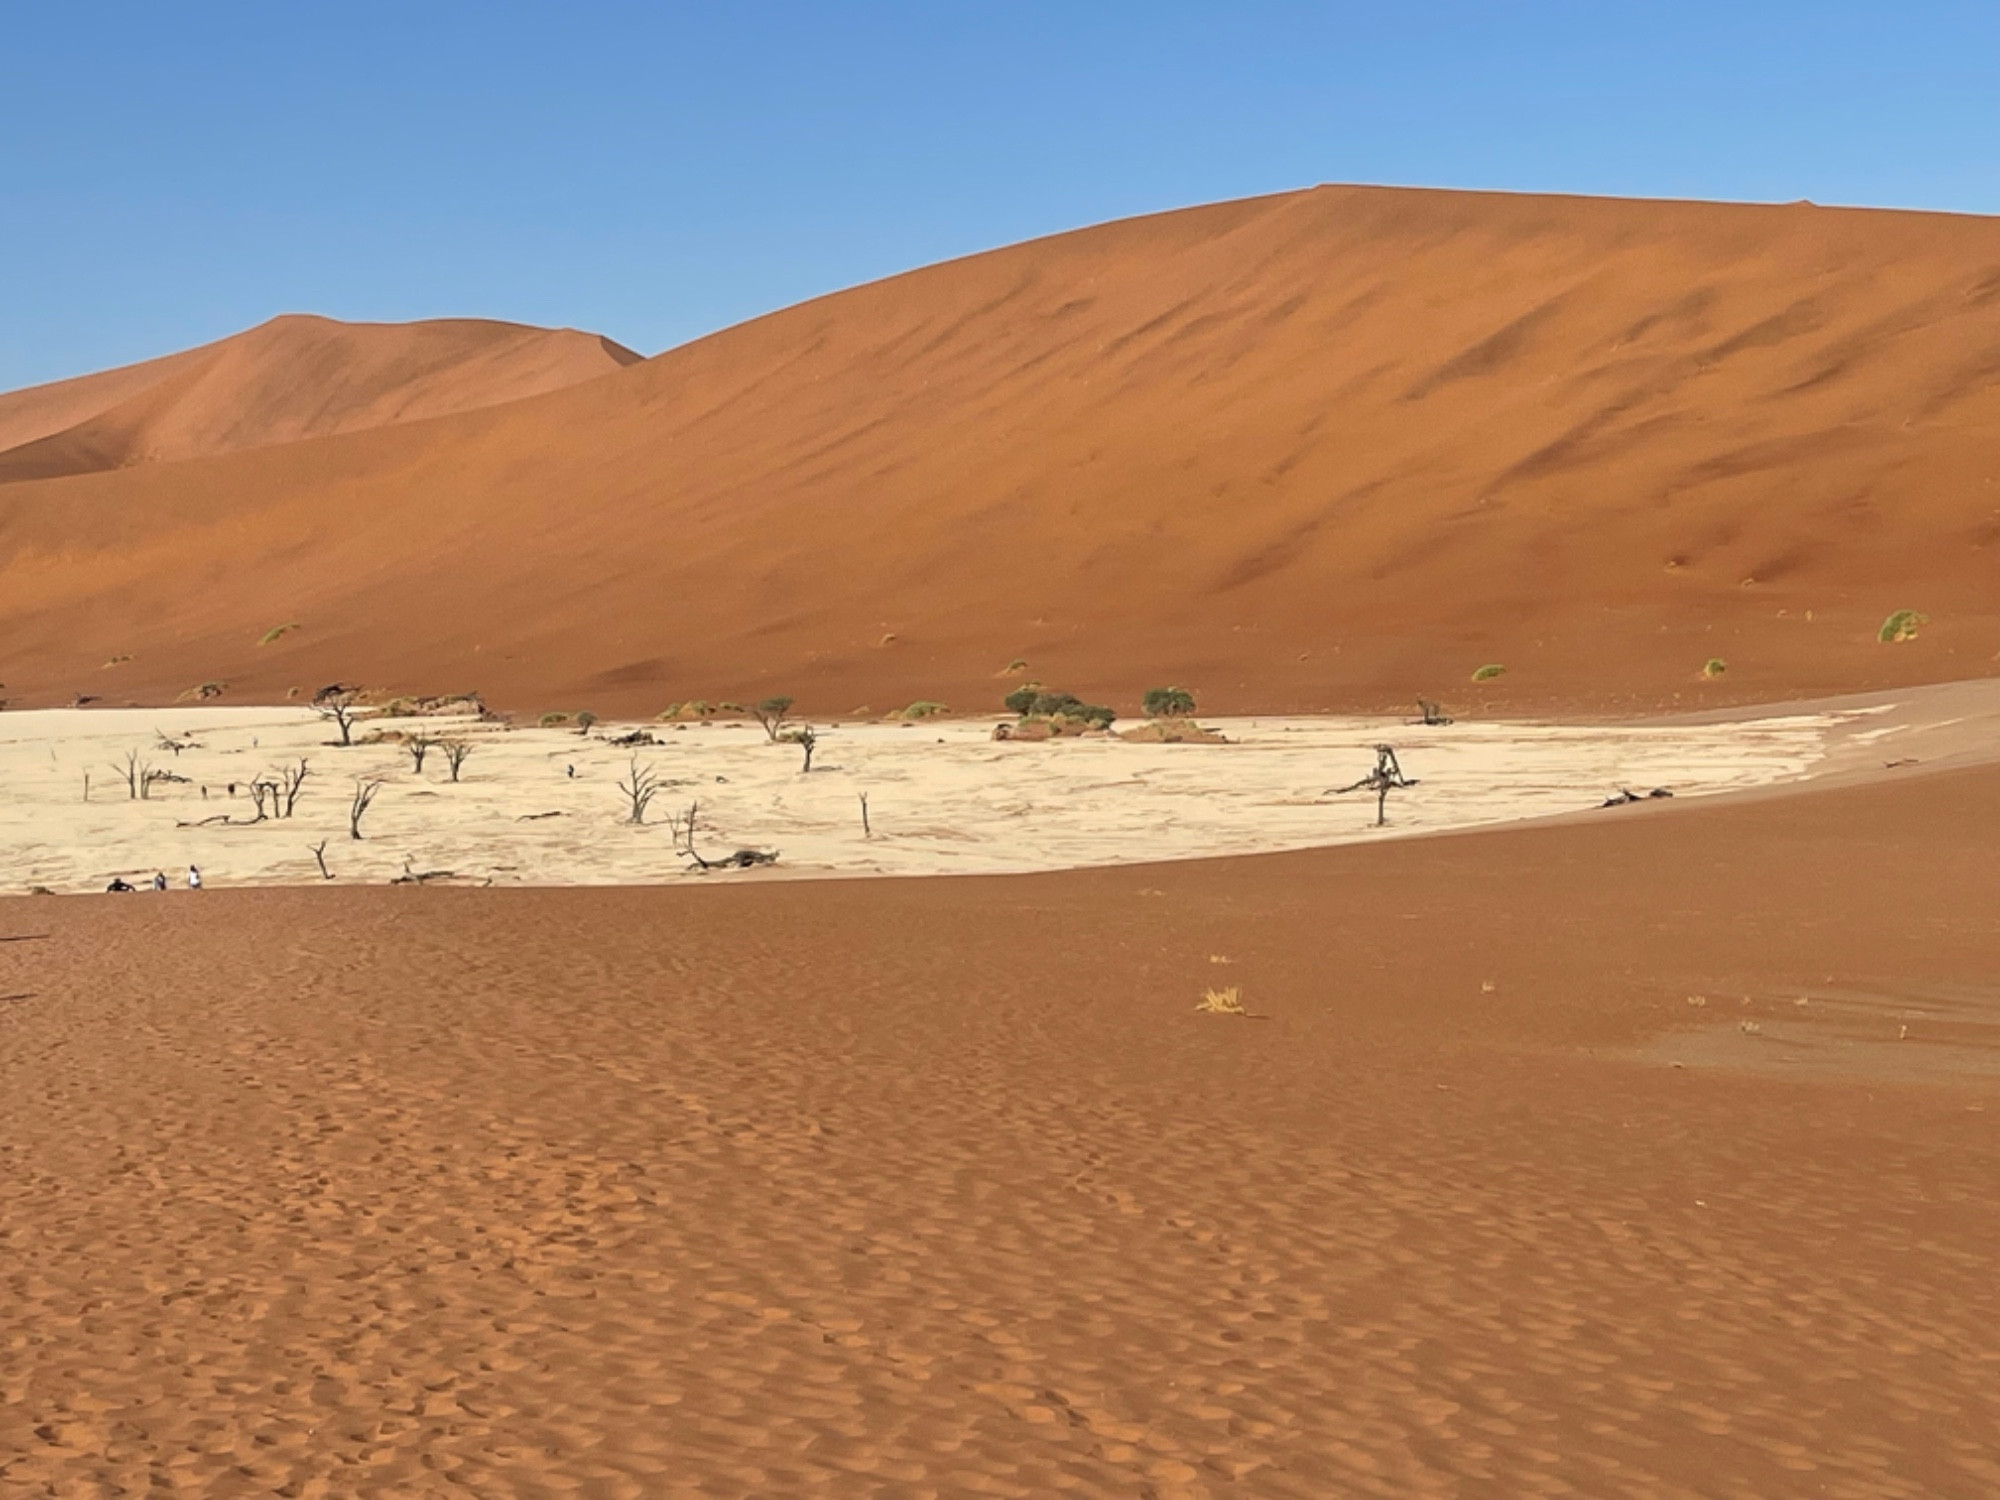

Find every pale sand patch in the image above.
[0,683,1988,892]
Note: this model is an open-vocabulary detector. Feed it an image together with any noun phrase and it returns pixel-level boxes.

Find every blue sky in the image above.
[3,2,1995,389]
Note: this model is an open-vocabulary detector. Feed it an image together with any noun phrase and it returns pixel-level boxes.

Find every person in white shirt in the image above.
[188,866,203,891]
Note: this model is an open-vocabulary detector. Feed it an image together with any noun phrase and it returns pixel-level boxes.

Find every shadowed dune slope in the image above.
[1,185,1996,714]
[2,767,1996,1494]
[0,314,639,482]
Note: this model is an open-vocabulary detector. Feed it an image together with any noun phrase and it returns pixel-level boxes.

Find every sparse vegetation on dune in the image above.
[1195,986,1248,1015]
[1703,658,1728,679]
[1471,664,1506,683]
[1878,609,1928,643]
[1142,686,1196,719]
[257,623,300,646]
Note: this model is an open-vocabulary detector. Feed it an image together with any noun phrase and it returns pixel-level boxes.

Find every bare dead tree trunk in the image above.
[858,791,870,836]
[1332,744,1420,828]
[407,736,435,774]
[668,800,700,855]
[349,779,383,839]
[309,840,333,879]
[114,749,151,800]
[617,756,661,824]
[441,740,472,782]
[278,759,310,817]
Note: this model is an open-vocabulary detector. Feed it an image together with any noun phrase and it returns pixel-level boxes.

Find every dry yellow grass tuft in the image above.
[1195,986,1247,1016]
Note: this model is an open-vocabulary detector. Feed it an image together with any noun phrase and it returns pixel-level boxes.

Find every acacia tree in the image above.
[406,735,436,773]
[1142,686,1196,718]
[751,696,794,742]
[316,691,364,746]
[441,740,473,782]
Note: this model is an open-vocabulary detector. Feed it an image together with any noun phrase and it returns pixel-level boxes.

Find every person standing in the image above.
[152,872,167,892]
[187,866,203,891]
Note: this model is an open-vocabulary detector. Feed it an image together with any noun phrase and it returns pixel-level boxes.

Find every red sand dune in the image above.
[0,313,638,482]
[1,185,1995,715]
[3,765,1995,1494]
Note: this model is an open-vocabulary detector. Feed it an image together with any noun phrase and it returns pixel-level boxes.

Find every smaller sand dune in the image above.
[0,314,639,482]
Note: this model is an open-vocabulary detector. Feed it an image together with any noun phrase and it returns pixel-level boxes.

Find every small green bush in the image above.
[1878,609,1927,644]
[257,622,300,646]
[1471,664,1506,682]
[1142,686,1196,718]
[1001,686,1115,729]
[902,700,948,720]
[1702,658,1727,679]
[539,712,571,727]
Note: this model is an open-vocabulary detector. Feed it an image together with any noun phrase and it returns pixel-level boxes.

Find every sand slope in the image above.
[1,186,1996,715]
[2,767,1994,1495]
[0,314,638,481]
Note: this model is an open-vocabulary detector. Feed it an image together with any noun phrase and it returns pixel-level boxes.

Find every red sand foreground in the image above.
[3,764,1994,1496]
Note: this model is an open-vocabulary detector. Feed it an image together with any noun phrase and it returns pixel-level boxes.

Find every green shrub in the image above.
[1471,664,1506,682]
[1878,609,1927,644]
[1001,686,1114,729]
[1142,686,1196,718]
[902,700,948,720]
[257,622,300,646]
[1702,658,1727,679]
[539,712,571,727]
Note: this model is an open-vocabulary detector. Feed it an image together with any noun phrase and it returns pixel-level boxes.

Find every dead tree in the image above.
[617,756,662,824]
[575,711,598,737]
[858,791,870,837]
[349,779,383,840]
[680,847,779,871]
[1332,744,1419,827]
[277,759,310,817]
[246,778,277,822]
[406,735,436,774]
[667,799,700,855]
[114,749,153,800]
[750,696,794,742]
[1414,700,1454,726]
[315,690,364,746]
[309,840,333,879]
[786,725,818,772]
[441,739,473,782]
[142,768,189,798]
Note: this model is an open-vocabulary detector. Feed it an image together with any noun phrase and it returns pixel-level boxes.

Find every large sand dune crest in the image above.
[1,186,1995,716]
[0,313,639,482]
